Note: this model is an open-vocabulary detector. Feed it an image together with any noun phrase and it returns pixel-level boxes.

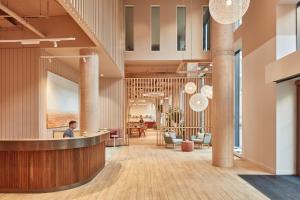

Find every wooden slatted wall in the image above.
[99,78,125,142]
[59,0,124,72]
[125,77,212,145]
[0,48,40,139]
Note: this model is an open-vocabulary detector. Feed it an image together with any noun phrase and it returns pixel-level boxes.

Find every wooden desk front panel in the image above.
[0,141,105,192]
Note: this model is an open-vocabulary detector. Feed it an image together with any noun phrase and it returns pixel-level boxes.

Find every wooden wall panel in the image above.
[0,48,40,139]
[59,0,124,72]
[99,78,125,136]
[125,77,212,144]
[0,141,106,192]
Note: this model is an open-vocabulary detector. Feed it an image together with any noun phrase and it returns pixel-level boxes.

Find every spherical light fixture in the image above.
[185,82,197,94]
[189,93,209,112]
[209,0,250,24]
[201,85,213,99]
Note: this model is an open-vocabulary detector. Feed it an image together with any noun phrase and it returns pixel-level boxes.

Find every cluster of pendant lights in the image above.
[209,0,250,24]
[185,82,213,112]
[184,0,251,111]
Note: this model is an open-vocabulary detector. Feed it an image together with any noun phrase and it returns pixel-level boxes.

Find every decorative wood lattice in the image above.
[125,77,212,145]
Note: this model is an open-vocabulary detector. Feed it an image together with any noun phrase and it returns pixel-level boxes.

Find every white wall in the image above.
[243,38,277,173]
[276,5,296,59]
[276,78,298,174]
[124,0,210,61]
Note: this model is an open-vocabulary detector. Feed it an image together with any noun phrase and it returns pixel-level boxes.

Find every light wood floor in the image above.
[0,131,270,200]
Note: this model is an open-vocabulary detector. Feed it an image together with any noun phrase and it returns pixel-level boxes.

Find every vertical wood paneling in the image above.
[125,77,212,144]
[0,48,40,139]
[0,141,106,192]
[99,78,125,140]
[60,0,124,73]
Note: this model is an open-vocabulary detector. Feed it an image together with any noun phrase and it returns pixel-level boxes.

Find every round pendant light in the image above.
[201,85,213,99]
[185,82,197,94]
[209,0,250,24]
[189,93,209,112]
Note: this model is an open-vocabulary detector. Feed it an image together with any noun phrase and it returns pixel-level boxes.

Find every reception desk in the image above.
[0,131,109,193]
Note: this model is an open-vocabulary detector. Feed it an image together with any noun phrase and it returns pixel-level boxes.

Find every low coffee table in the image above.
[181,140,194,152]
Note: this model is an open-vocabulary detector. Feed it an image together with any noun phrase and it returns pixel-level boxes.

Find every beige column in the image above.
[79,49,100,135]
[211,20,234,168]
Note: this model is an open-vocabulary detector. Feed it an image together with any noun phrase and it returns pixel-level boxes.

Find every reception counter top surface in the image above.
[0,131,109,151]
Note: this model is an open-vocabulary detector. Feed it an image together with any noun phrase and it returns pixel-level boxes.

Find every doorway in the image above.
[127,99,157,145]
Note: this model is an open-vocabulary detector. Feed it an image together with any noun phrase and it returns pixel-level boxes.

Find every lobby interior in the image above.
[0,0,300,199]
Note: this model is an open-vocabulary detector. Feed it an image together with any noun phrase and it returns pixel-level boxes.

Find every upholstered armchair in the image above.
[164,132,183,149]
[191,133,212,148]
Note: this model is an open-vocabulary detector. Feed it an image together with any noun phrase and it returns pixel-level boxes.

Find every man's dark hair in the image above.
[69,121,77,126]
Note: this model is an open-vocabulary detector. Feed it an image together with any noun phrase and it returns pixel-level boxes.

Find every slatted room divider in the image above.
[125,77,212,145]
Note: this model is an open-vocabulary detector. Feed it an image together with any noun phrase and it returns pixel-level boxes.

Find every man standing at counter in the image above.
[63,121,77,138]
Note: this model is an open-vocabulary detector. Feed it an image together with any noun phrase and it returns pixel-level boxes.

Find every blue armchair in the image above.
[191,133,212,149]
[164,132,183,149]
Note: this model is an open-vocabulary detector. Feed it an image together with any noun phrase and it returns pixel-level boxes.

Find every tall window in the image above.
[234,50,243,152]
[297,2,300,50]
[151,6,160,51]
[203,6,211,51]
[234,19,242,30]
[177,6,186,51]
[125,6,134,51]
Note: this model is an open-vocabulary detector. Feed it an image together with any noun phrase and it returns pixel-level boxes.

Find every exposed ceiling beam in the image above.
[0,2,45,38]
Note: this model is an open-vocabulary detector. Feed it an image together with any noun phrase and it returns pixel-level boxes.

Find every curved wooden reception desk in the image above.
[0,131,109,193]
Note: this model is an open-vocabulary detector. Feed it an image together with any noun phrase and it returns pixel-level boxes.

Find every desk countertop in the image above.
[0,131,110,151]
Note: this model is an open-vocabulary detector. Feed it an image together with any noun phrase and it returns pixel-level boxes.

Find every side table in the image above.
[181,140,194,152]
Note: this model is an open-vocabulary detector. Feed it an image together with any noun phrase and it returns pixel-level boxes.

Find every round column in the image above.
[211,19,234,168]
[79,49,100,135]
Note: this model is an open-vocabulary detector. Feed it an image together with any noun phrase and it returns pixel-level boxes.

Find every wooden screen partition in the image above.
[125,77,212,145]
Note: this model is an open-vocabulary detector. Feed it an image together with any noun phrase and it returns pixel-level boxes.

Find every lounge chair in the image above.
[164,132,183,149]
[191,133,212,149]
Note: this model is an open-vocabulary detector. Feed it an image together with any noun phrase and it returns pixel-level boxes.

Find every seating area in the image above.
[1,0,300,199]
[163,131,212,150]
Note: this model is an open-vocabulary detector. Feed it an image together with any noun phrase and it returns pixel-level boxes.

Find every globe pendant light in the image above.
[201,85,213,99]
[185,82,197,94]
[209,0,250,24]
[189,93,209,112]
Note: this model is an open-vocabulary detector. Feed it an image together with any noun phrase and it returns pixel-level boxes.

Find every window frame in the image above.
[296,2,300,50]
[124,5,135,52]
[176,5,187,52]
[202,5,211,52]
[150,5,161,52]
[234,49,243,151]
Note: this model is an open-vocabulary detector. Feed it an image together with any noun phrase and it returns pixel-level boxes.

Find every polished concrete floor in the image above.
[0,131,270,200]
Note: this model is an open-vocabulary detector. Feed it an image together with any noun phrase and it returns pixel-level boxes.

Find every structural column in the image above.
[79,49,100,135]
[211,20,234,168]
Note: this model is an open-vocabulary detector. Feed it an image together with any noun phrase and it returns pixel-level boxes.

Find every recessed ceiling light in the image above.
[100,74,104,77]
